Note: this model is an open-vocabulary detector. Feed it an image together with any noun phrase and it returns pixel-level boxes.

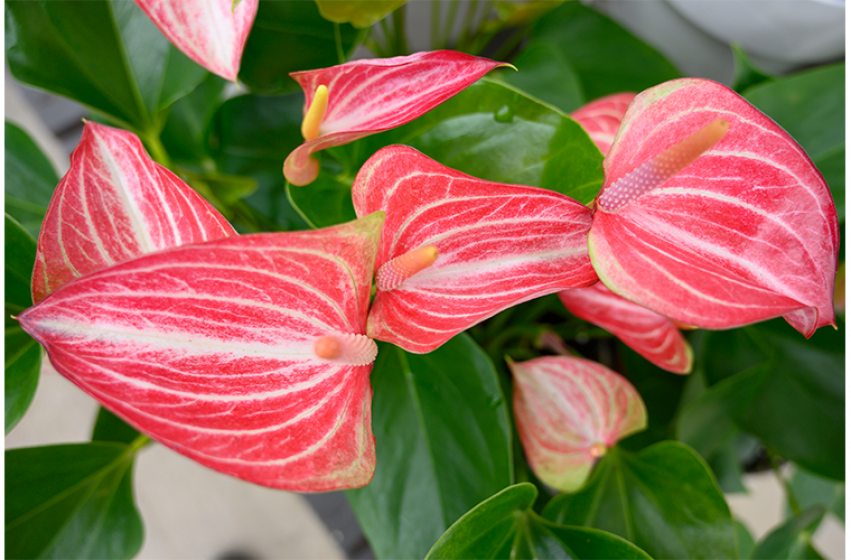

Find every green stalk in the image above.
[430,0,442,50]
[392,5,409,55]
[456,0,481,50]
[333,23,346,64]
[769,453,802,516]
[441,0,461,47]
[142,133,172,170]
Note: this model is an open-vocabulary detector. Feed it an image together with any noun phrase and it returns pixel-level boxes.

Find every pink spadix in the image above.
[376,246,439,291]
[597,119,729,211]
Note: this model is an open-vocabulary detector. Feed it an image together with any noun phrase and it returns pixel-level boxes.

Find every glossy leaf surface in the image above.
[239,1,359,94]
[569,93,635,155]
[284,51,507,185]
[288,172,356,229]
[426,483,652,559]
[501,41,584,113]
[353,145,597,353]
[348,79,604,204]
[5,122,58,238]
[510,356,647,492]
[559,283,692,373]
[543,441,737,560]
[132,0,258,81]
[6,442,144,560]
[347,335,512,560]
[314,0,408,28]
[20,216,384,491]
[6,0,206,131]
[589,78,839,337]
[33,121,236,303]
[5,215,40,433]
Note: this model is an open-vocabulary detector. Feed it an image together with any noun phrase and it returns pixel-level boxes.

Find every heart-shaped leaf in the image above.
[284,51,508,185]
[132,0,258,81]
[33,121,236,303]
[19,215,384,491]
[509,356,647,492]
[353,145,597,353]
[5,121,59,238]
[426,483,653,559]
[6,0,207,131]
[543,441,737,560]
[346,334,512,560]
[559,283,692,374]
[588,78,840,337]
[569,93,635,155]
[6,442,144,560]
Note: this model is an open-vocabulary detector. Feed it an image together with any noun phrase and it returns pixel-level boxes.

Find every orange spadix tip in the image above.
[301,85,329,141]
[377,246,440,291]
[589,442,608,458]
[313,333,378,366]
[313,335,341,360]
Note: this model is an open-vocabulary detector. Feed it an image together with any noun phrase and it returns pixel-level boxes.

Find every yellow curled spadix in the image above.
[301,85,329,141]
[376,246,439,291]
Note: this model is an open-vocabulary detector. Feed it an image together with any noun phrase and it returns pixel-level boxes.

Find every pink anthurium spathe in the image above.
[570,92,636,154]
[132,0,258,81]
[589,78,839,337]
[284,51,509,186]
[32,121,235,304]
[510,356,647,492]
[558,283,692,374]
[352,145,598,353]
[19,214,385,491]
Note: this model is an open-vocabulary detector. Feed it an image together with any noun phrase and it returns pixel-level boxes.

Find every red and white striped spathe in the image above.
[511,356,647,492]
[284,51,508,186]
[570,92,636,155]
[353,145,597,353]
[32,121,235,304]
[20,216,384,491]
[132,0,258,81]
[589,78,839,337]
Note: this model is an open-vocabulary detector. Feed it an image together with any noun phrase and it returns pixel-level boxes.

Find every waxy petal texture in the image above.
[132,0,258,81]
[570,92,636,154]
[510,356,647,492]
[284,51,507,186]
[20,215,385,491]
[32,122,235,304]
[589,79,839,337]
[353,145,597,353]
[559,283,692,374]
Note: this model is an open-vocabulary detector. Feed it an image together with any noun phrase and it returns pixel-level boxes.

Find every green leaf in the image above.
[160,74,229,166]
[240,1,360,94]
[788,467,845,523]
[6,0,206,132]
[543,441,737,560]
[426,483,653,559]
[731,44,774,93]
[750,507,826,560]
[5,122,58,238]
[92,408,140,446]
[346,335,513,560]
[691,319,844,480]
[287,172,356,228]
[528,2,681,100]
[180,170,258,219]
[314,0,408,28]
[5,215,40,434]
[206,92,309,231]
[349,79,604,204]
[735,519,756,560]
[499,41,584,113]
[6,442,144,559]
[743,63,845,222]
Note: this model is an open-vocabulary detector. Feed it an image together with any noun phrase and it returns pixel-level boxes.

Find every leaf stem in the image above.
[142,132,172,170]
[333,23,346,64]
[430,0,441,50]
[769,452,801,515]
[392,5,409,55]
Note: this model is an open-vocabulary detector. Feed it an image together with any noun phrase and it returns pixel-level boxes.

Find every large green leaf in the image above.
[5,215,40,434]
[528,2,681,101]
[499,41,584,113]
[749,507,826,560]
[92,408,141,446]
[348,79,604,204]
[543,441,737,560]
[744,63,845,222]
[287,172,356,228]
[239,1,360,94]
[6,0,206,132]
[426,483,653,559]
[5,122,58,238]
[6,442,145,559]
[682,319,844,480]
[346,335,513,560]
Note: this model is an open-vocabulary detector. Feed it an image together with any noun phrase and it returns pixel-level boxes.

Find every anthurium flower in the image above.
[19,214,384,491]
[352,145,598,353]
[510,356,647,492]
[32,121,236,304]
[570,92,636,154]
[284,51,509,186]
[558,284,692,374]
[589,78,839,337]
[132,0,258,81]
